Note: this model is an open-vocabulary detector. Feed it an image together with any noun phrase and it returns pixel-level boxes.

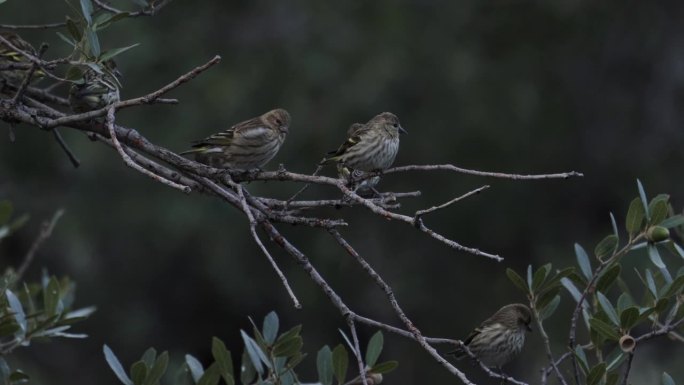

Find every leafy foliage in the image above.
[104,312,396,385]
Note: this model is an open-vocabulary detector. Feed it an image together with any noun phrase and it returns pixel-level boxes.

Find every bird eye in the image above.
[276,119,282,125]
[392,123,398,128]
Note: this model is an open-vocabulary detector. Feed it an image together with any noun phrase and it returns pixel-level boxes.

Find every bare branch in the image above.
[105,107,191,193]
[52,128,81,168]
[16,209,64,281]
[383,164,583,180]
[414,185,489,218]
[0,22,67,29]
[347,317,370,385]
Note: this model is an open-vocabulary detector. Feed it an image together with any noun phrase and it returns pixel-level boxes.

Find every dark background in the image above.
[2,0,684,383]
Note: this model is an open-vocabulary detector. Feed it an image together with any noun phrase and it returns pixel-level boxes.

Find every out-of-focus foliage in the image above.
[507,181,684,384]
[0,201,94,385]
[103,312,396,385]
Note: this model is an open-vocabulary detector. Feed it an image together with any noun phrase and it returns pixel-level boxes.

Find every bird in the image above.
[68,60,121,113]
[321,112,406,172]
[448,303,532,370]
[0,32,43,86]
[181,108,290,170]
[336,122,382,196]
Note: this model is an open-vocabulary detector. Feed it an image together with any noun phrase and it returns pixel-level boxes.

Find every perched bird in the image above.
[181,108,290,170]
[321,112,406,172]
[0,32,42,86]
[336,122,382,196]
[68,60,121,113]
[449,303,532,369]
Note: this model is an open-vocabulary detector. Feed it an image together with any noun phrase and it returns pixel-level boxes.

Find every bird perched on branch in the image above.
[321,112,406,172]
[181,108,290,170]
[68,60,121,113]
[0,31,43,86]
[448,303,532,369]
[336,123,382,196]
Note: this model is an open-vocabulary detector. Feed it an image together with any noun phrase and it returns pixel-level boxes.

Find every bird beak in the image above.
[280,126,289,134]
[398,125,407,134]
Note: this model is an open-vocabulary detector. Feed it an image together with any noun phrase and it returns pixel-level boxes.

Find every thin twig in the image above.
[203,177,302,309]
[414,185,489,218]
[382,164,583,180]
[15,209,64,281]
[11,43,48,105]
[532,306,569,385]
[347,317,369,385]
[620,351,634,385]
[0,22,67,29]
[105,107,191,193]
[52,128,80,168]
[43,56,221,129]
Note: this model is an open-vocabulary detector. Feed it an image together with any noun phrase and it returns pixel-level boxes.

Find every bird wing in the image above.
[323,125,372,161]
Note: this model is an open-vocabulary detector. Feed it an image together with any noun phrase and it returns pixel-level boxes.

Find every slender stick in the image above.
[16,209,64,281]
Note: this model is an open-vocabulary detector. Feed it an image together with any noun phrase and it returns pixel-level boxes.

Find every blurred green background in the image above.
[2,0,684,383]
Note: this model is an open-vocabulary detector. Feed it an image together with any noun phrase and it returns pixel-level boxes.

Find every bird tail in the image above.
[179,148,203,156]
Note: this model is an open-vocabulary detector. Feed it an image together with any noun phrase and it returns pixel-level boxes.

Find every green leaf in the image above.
[661,275,684,298]
[637,179,650,220]
[240,330,270,374]
[370,360,398,374]
[44,276,62,318]
[141,348,157,368]
[93,11,131,30]
[648,244,666,269]
[526,265,533,289]
[184,355,203,383]
[586,363,606,385]
[609,212,619,239]
[130,362,147,385]
[626,198,645,236]
[272,335,303,357]
[275,324,302,344]
[661,215,684,229]
[65,16,82,41]
[262,311,279,345]
[617,293,634,313]
[365,331,383,368]
[0,201,11,225]
[211,337,234,385]
[532,264,551,292]
[79,0,94,25]
[197,363,220,385]
[605,348,627,371]
[606,373,620,385]
[619,307,640,330]
[589,318,620,341]
[103,345,134,385]
[645,269,658,298]
[538,267,575,294]
[662,372,675,385]
[506,269,528,294]
[332,344,348,384]
[317,346,333,385]
[84,27,100,58]
[596,264,621,293]
[5,290,26,335]
[538,295,560,321]
[597,292,620,326]
[649,195,670,225]
[142,351,168,385]
[575,243,592,279]
[595,235,618,260]
[573,346,589,374]
[536,287,561,310]
[99,43,140,62]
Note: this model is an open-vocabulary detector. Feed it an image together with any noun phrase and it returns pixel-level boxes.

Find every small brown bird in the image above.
[181,108,290,170]
[69,60,121,113]
[449,303,532,369]
[322,112,406,172]
[0,32,42,86]
[336,123,382,196]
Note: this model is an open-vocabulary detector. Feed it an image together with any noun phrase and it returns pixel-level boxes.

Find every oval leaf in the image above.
[595,235,618,261]
[365,331,384,368]
[575,243,592,280]
[626,198,645,236]
[103,345,134,385]
[332,344,348,384]
[597,292,620,326]
[506,269,528,294]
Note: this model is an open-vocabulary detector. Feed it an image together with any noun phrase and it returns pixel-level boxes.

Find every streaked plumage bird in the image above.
[68,60,121,113]
[0,32,42,86]
[336,123,381,196]
[449,303,532,369]
[321,112,406,172]
[181,108,290,170]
